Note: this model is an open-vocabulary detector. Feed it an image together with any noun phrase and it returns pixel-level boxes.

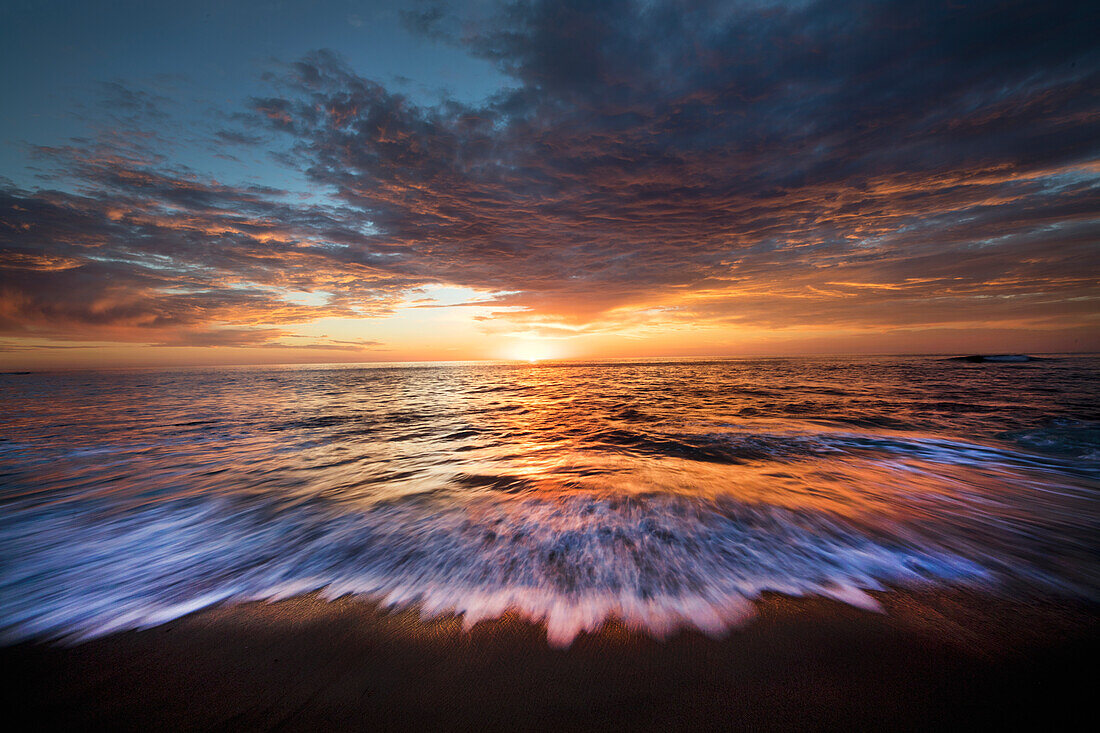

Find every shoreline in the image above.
[5,588,1096,731]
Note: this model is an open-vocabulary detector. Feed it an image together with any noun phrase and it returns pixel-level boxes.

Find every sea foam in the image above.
[3,431,1094,646]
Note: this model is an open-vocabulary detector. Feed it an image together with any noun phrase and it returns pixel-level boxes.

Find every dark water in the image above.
[2,356,1097,645]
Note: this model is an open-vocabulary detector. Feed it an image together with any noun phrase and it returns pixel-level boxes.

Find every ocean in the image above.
[2,355,1097,645]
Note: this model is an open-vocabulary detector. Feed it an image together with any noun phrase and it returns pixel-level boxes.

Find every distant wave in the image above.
[945,354,1045,363]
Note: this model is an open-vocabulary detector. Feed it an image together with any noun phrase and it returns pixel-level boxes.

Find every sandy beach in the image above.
[4,589,1095,731]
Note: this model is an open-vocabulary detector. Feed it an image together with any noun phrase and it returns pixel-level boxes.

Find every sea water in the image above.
[1,355,1097,645]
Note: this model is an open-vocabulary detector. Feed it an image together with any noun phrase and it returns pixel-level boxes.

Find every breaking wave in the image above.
[2,429,1096,646]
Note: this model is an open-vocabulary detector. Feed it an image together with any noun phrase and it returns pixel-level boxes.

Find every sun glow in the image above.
[504,339,561,362]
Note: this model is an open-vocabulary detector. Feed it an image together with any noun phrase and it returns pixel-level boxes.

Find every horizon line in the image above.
[4,350,1097,374]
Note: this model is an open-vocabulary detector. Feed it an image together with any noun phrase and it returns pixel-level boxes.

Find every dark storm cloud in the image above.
[251,0,1098,320]
[1,0,1097,347]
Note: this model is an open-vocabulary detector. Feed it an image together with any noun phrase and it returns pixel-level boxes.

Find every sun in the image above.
[504,339,560,362]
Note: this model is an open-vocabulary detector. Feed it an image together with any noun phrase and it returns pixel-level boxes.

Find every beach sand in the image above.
[4,589,1095,731]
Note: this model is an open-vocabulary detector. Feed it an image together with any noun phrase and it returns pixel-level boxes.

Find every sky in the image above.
[1,0,1097,368]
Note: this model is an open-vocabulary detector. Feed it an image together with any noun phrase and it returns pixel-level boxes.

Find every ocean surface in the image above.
[2,356,1098,645]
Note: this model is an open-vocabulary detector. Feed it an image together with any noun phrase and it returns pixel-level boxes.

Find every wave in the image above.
[2,429,1095,646]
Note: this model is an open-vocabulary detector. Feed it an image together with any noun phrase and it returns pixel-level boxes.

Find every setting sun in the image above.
[504,339,562,362]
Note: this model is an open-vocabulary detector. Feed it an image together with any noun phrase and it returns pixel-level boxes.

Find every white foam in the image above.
[2,428,1096,647]
[0,484,1057,646]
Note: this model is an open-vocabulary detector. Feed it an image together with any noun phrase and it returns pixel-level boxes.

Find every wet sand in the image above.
[4,589,1096,731]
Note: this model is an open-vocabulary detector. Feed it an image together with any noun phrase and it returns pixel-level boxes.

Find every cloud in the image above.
[1,0,1097,354]
[213,129,266,146]
[254,1,1097,328]
[0,162,422,346]
[155,327,294,348]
